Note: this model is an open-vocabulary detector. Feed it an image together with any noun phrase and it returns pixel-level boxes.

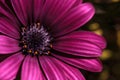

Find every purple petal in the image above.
[49,3,95,37]
[52,54,103,72]
[33,0,44,22]
[72,0,83,7]
[41,0,76,31]
[53,31,106,57]
[0,0,20,27]
[0,18,20,39]
[50,56,85,80]
[39,56,66,80]
[0,52,24,80]
[0,35,21,54]
[0,1,20,39]
[21,56,45,80]
[11,0,33,25]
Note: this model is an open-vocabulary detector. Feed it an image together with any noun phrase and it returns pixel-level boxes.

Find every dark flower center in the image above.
[19,23,53,56]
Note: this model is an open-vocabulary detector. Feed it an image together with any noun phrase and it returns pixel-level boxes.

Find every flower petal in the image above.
[50,56,85,80]
[53,31,106,57]
[33,0,44,22]
[41,0,76,30]
[11,0,33,25]
[0,0,20,27]
[0,18,20,39]
[0,52,24,80]
[0,35,21,54]
[52,54,103,72]
[39,56,66,80]
[21,56,45,80]
[48,3,95,37]
[41,0,77,22]
[0,1,20,39]
[72,0,83,7]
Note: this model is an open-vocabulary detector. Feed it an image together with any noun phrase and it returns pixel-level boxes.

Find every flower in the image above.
[0,0,106,80]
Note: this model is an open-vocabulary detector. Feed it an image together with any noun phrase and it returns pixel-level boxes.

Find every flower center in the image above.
[20,23,53,56]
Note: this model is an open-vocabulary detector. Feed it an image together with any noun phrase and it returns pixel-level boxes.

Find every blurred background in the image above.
[82,0,120,80]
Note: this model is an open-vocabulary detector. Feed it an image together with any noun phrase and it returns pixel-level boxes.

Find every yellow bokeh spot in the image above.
[89,23,103,35]
[100,50,112,60]
[112,0,120,2]
[93,29,103,35]
[98,70,109,80]
[117,31,120,48]
[89,23,100,30]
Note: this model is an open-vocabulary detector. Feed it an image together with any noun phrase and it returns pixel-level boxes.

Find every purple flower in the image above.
[0,0,106,80]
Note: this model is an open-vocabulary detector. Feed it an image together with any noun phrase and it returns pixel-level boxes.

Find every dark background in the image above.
[83,0,120,80]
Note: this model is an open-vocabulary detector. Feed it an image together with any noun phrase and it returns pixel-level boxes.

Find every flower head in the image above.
[0,0,106,80]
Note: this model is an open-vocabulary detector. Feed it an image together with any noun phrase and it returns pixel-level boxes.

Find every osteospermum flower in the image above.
[0,0,106,80]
